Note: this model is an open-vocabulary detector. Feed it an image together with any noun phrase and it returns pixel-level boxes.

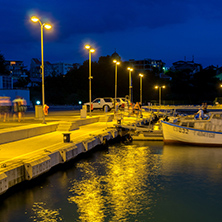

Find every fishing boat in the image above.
[161,112,222,146]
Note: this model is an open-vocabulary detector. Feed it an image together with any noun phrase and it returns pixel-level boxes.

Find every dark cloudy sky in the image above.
[1,0,222,68]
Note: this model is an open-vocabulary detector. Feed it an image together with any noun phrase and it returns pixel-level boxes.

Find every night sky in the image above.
[1,0,222,69]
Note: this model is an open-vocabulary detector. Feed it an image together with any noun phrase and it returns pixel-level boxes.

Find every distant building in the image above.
[30,58,78,77]
[30,58,54,78]
[171,60,202,74]
[5,60,27,79]
[214,66,222,80]
[0,76,13,89]
[111,51,121,61]
[30,58,41,78]
[53,62,77,75]
[128,58,165,72]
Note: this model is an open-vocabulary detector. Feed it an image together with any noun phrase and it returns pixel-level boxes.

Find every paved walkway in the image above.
[0,109,149,166]
[0,121,114,166]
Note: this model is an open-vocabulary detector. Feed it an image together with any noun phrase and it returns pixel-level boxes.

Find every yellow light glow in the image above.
[162,85,166,89]
[155,86,158,89]
[31,16,39,22]
[44,24,52,29]
[68,145,153,222]
[116,62,120,65]
[85,45,90,49]
[139,73,143,77]
[113,60,117,63]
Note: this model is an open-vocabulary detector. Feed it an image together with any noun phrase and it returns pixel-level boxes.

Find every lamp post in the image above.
[127,67,133,103]
[113,60,120,110]
[85,45,95,117]
[139,73,144,105]
[31,16,52,124]
[155,85,165,107]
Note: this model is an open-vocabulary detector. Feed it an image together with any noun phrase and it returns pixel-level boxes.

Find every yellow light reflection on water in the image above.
[30,202,62,221]
[68,163,105,222]
[68,144,163,221]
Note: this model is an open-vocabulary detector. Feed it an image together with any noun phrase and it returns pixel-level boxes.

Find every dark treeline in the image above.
[0,52,221,105]
[42,55,167,105]
[41,55,221,105]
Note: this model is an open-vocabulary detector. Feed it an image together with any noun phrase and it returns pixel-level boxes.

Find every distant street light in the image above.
[127,67,133,103]
[139,73,144,104]
[113,60,120,109]
[155,85,165,107]
[85,45,95,117]
[31,16,52,124]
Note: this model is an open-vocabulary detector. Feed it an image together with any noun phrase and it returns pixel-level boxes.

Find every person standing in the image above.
[13,97,23,122]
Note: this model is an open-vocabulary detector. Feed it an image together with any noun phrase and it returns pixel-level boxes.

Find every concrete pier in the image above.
[0,111,151,195]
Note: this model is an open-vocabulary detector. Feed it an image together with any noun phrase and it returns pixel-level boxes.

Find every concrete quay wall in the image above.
[0,127,119,195]
[0,123,59,145]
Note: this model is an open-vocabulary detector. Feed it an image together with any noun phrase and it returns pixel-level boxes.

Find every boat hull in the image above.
[161,121,222,146]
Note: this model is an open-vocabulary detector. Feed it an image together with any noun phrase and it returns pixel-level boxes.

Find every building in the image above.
[171,60,202,74]
[30,58,78,77]
[30,58,54,78]
[0,76,13,89]
[30,58,41,78]
[53,62,75,76]
[128,58,165,72]
[5,61,27,79]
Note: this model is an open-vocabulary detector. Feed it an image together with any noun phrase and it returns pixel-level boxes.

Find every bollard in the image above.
[62,133,71,143]
[117,119,121,125]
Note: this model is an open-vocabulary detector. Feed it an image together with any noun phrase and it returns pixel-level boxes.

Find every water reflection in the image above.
[162,145,222,181]
[30,202,62,221]
[2,142,222,221]
[68,143,163,222]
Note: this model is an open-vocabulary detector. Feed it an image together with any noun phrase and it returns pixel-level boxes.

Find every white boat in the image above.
[161,112,222,146]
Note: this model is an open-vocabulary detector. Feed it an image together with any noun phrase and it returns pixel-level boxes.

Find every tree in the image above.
[0,52,8,75]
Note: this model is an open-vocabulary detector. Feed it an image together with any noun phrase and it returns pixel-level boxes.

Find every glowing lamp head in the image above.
[139,73,144,77]
[31,16,39,22]
[113,60,117,63]
[44,24,52,29]
[90,48,95,53]
[85,45,90,49]
[162,85,166,89]
[128,67,133,71]
[155,86,158,89]
[116,62,120,65]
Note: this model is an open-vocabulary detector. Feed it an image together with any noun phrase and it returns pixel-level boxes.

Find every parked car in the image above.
[115,97,128,109]
[84,97,114,111]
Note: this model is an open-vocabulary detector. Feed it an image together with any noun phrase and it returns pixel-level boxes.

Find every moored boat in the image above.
[161,112,222,146]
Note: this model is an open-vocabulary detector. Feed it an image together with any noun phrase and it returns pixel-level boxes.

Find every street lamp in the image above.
[85,45,95,117]
[139,73,144,105]
[31,16,52,124]
[127,67,133,103]
[155,85,165,107]
[113,60,120,110]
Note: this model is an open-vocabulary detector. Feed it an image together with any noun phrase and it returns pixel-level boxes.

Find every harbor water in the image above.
[1,141,222,222]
